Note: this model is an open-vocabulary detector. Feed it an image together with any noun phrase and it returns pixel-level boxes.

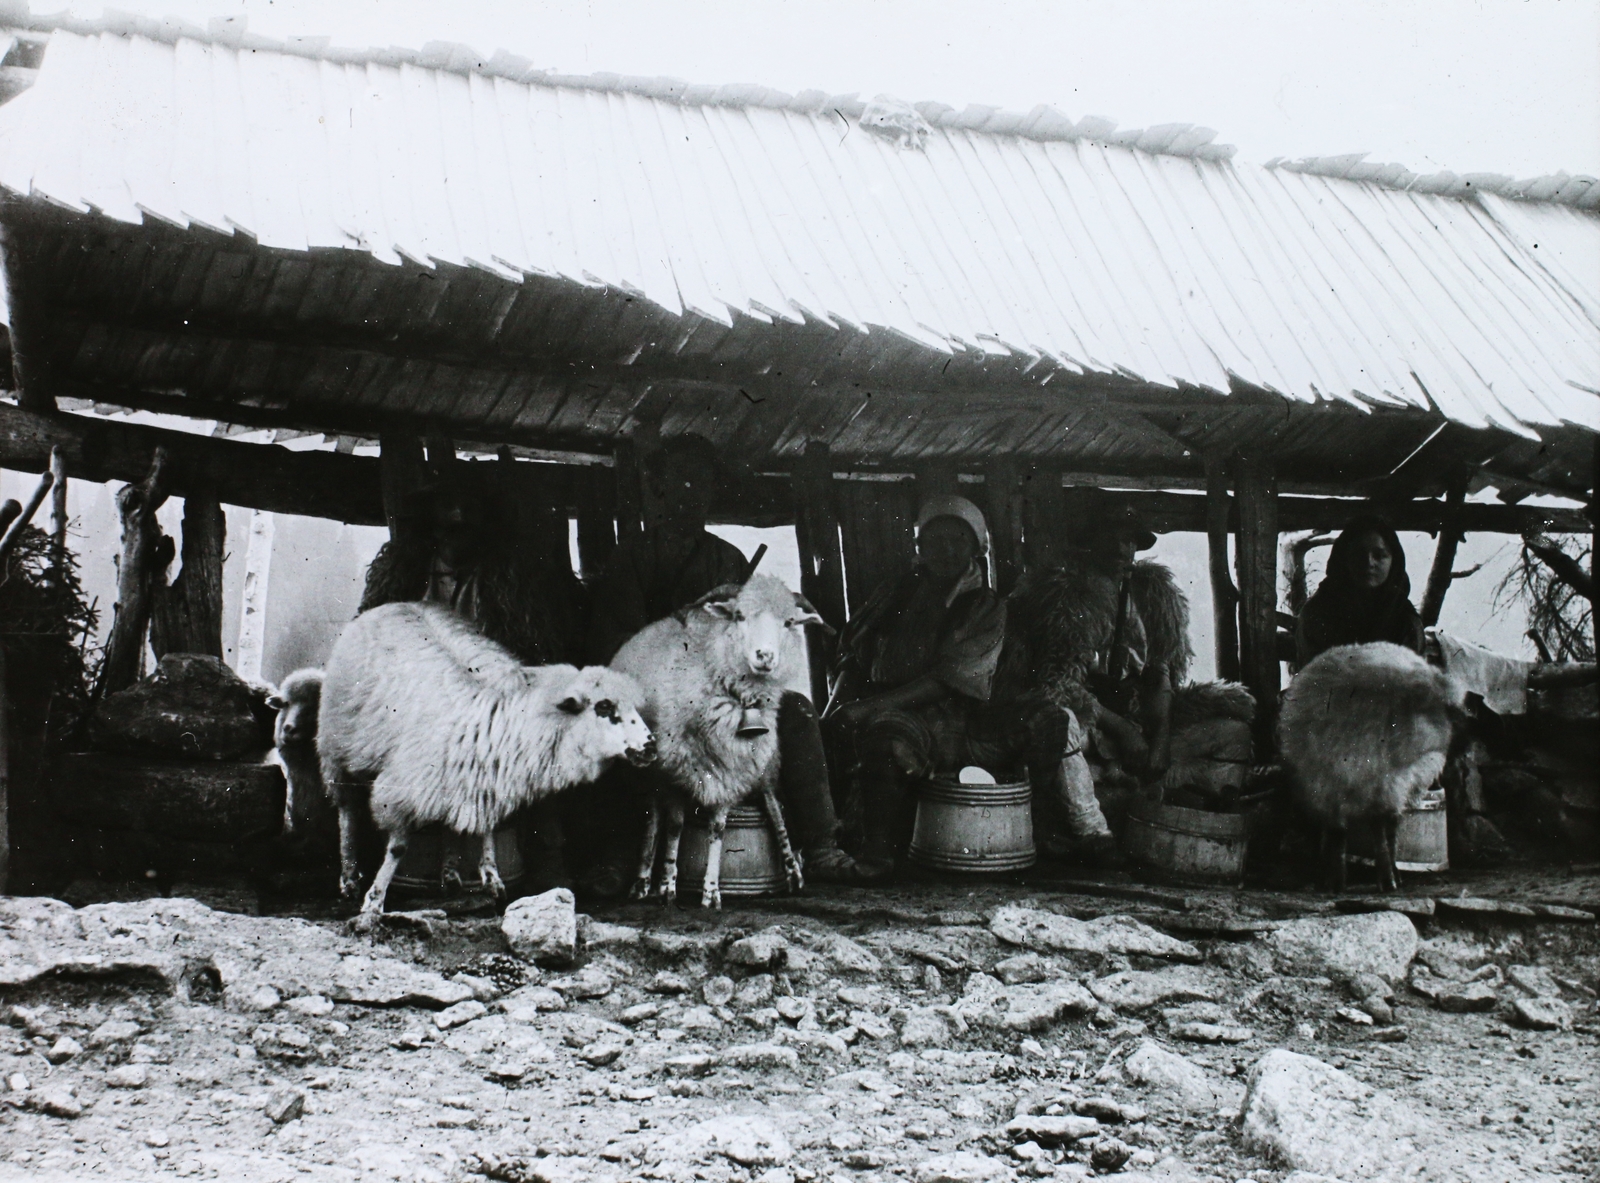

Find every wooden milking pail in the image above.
[908,775,1037,872]
[677,803,786,898]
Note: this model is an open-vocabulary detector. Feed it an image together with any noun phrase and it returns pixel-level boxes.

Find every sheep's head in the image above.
[267,668,324,747]
[554,666,656,767]
[683,574,829,678]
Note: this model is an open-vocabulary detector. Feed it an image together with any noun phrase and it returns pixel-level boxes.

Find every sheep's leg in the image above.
[660,798,687,906]
[759,783,804,894]
[700,806,730,911]
[354,825,410,935]
[333,784,364,902]
[1375,816,1400,894]
[478,830,506,901]
[630,793,663,901]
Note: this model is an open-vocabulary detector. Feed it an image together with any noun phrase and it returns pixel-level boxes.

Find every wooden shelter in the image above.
[0,13,1594,726]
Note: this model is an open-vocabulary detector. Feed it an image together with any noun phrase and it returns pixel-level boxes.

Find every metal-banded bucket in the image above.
[677,804,786,898]
[392,823,523,897]
[908,776,1036,872]
[1350,790,1449,873]
[1124,801,1249,885]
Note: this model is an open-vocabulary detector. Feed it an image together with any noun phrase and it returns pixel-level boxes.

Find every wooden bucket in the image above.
[392,823,523,897]
[1350,791,1449,873]
[908,776,1036,873]
[1124,801,1249,885]
[677,804,786,898]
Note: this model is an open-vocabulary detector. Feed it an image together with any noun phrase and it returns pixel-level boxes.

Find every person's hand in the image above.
[835,699,875,729]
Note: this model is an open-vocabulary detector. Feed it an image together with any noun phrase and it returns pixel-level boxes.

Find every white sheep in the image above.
[267,668,329,850]
[610,574,826,909]
[1278,641,1463,892]
[318,601,655,928]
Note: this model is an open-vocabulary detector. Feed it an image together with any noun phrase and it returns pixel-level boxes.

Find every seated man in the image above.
[584,434,868,890]
[999,492,1255,822]
[825,496,1007,875]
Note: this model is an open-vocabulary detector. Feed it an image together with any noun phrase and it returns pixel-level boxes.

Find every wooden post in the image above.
[236,510,274,683]
[379,433,426,544]
[48,445,67,576]
[99,448,171,695]
[1234,455,1281,722]
[150,486,226,658]
[614,439,643,546]
[0,639,8,893]
[1420,476,1469,627]
[1205,454,1241,682]
[1022,466,1067,570]
[793,441,847,706]
[574,466,617,581]
[982,458,1024,595]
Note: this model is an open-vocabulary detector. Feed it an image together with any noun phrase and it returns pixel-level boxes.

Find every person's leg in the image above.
[1018,696,1119,866]
[776,693,875,882]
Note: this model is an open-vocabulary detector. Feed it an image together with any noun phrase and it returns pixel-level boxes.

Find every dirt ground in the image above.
[1,868,1597,1183]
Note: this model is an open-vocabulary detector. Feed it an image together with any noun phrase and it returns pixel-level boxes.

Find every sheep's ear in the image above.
[702,599,738,620]
[265,693,287,710]
[556,694,588,715]
[678,583,743,624]
[791,595,835,635]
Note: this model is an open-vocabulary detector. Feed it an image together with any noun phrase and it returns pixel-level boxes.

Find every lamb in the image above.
[610,574,826,909]
[1278,641,1463,892]
[266,668,330,850]
[318,601,655,928]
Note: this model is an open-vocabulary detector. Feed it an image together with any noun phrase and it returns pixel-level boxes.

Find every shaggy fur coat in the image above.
[1279,641,1460,832]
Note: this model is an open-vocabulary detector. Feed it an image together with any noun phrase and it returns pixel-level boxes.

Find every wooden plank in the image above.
[1234,455,1281,721]
[1420,475,1469,627]
[837,477,917,616]
[614,438,643,546]
[1206,454,1241,682]
[574,465,617,582]
[1,402,385,525]
[982,457,1023,596]
[379,433,426,540]
[793,441,847,706]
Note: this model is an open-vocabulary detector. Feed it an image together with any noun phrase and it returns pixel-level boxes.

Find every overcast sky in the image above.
[50,0,1600,178]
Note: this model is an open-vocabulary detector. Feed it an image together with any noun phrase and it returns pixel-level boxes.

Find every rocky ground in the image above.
[0,873,1597,1183]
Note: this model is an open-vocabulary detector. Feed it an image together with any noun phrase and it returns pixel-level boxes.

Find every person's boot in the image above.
[804,843,890,885]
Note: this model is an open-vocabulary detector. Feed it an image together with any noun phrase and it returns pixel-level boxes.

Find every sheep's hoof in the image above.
[481,868,507,901]
[349,910,383,937]
[701,888,722,911]
[338,873,363,901]
[628,877,653,902]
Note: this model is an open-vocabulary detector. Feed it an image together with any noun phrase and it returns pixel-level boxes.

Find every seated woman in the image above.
[825,496,1007,876]
[1296,515,1423,668]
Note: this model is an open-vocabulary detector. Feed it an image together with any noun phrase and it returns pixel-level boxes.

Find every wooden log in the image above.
[982,457,1023,595]
[235,510,274,684]
[150,485,226,659]
[48,444,67,574]
[379,432,426,541]
[0,217,56,412]
[2,402,384,525]
[574,466,617,581]
[99,448,171,696]
[1024,464,1069,569]
[793,440,847,706]
[1420,476,1469,627]
[1206,455,1241,683]
[0,466,52,563]
[1233,456,1280,719]
[0,639,8,892]
[614,439,643,546]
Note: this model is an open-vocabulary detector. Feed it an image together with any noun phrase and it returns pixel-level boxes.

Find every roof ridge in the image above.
[4,7,1594,203]
[0,9,1242,161]
[1267,153,1600,213]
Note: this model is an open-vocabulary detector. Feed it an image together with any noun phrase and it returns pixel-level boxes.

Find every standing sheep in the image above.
[267,668,329,850]
[611,574,826,908]
[319,602,655,928]
[1278,642,1463,891]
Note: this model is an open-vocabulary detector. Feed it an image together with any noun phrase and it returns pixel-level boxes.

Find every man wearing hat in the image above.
[992,489,1179,860]
[826,494,1010,876]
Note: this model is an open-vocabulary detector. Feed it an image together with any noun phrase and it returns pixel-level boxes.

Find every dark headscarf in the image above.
[1297,515,1424,665]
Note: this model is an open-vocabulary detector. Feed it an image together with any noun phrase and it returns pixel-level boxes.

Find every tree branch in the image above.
[1523,533,1595,603]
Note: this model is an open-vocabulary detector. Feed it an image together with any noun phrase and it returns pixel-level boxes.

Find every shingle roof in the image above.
[0,22,1595,446]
